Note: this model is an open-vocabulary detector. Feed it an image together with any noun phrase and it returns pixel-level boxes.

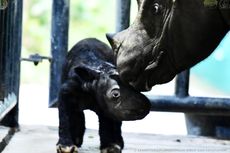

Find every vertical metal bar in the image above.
[3,1,10,98]
[4,0,14,97]
[9,0,14,94]
[49,0,69,107]
[13,0,23,97]
[116,0,131,32]
[9,0,23,127]
[0,0,22,127]
[175,70,190,98]
[0,9,5,100]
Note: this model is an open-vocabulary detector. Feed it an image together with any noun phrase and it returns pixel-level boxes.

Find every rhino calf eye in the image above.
[111,89,120,99]
[153,3,160,14]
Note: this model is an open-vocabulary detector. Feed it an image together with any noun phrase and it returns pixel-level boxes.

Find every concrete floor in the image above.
[0,126,8,141]
[2,125,230,153]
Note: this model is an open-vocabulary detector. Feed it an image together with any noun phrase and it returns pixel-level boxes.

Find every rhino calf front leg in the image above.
[56,145,78,153]
[101,144,122,153]
[98,113,123,153]
[57,84,79,153]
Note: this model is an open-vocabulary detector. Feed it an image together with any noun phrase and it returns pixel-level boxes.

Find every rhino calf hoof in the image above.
[56,145,78,153]
[101,144,122,153]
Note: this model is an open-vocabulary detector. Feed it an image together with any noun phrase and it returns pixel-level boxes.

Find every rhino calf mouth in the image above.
[123,108,150,120]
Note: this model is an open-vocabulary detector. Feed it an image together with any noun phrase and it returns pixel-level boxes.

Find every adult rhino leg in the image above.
[185,114,230,139]
[98,112,124,153]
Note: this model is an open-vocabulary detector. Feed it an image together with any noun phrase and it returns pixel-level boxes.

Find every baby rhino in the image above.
[56,38,151,153]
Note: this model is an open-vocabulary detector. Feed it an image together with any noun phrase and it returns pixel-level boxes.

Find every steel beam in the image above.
[149,95,230,116]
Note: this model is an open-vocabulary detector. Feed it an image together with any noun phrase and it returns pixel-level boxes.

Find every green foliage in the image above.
[68,0,116,48]
[21,0,116,84]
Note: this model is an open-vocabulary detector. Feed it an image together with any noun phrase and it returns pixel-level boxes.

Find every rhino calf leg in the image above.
[57,90,74,146]
[57,109,85,153]
[100,144,122,153]
[98,113,124,153]
[69,111,85,147]
[56,144,78,153]
[57,87,85,152]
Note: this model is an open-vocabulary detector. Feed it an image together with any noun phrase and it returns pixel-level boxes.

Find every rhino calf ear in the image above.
[74,66,100,82]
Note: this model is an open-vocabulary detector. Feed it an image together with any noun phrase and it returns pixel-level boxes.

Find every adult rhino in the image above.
[107,0,230,138]
[107,0,230,91]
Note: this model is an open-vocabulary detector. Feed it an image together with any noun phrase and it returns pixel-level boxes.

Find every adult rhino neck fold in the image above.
[148,52,177,86]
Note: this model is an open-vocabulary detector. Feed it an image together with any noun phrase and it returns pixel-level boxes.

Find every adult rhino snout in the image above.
[106,28,153,91]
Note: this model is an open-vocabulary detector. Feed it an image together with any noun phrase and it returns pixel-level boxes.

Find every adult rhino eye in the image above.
[153,3,160,14]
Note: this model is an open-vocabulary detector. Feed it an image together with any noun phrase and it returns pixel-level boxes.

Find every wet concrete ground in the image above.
[2,125,230,153]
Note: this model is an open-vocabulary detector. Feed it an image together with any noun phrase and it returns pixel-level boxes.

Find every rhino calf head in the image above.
[91,70,151,121]
[72,64,150,121]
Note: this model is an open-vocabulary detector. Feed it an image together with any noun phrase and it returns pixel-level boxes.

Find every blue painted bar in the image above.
[49,0,69,107]
[0,0,22,126]
[116,0,131,32]
[149,95,230,115]
[175,70,190,98]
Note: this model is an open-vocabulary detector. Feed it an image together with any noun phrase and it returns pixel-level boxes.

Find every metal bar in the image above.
[21,53,52,66]
[0,6,8,98]
[148,95,230,116]
[9,0,14,94]
[12,0,23,96]
[49,0,69,107]
[8,0,23,127]
[175,70,190,97]
[5,1,12,98]
[116,0,131,32]
[0,0,22,127]
[0,9,5,100]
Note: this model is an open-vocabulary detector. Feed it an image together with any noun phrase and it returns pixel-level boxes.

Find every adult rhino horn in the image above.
[106,33,122,55]
[106,33,116,47]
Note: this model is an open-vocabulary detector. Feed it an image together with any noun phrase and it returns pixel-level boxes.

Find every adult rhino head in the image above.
[107,0,230,91]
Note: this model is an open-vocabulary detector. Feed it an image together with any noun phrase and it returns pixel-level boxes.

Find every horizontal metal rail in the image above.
[148,95,230,116]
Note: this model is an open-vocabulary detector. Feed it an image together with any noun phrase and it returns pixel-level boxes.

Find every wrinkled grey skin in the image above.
[107,0,230,91]
[57,38,150,153]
